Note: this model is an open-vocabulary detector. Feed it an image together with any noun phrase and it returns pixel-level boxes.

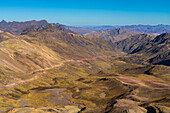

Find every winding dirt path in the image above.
[0,56,107,89]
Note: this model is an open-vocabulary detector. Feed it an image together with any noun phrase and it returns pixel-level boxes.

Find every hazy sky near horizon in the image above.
[0,0,170,26]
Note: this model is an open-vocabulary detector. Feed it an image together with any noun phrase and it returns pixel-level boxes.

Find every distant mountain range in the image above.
[66,24,170,35]
[1,20,170,35]
[119,24,170,34]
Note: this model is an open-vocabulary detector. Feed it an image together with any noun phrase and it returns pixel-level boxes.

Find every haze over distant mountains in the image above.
[81,24,170,34]
[1,20,170,35]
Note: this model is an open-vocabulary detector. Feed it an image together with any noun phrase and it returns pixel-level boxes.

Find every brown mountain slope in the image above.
[0,30,63,73]
[112,33,154,53]
[113,33,170,66]
[0,24,116,74]
[85,28,139,43]
[21,24,115,59]
[0,24,117,91]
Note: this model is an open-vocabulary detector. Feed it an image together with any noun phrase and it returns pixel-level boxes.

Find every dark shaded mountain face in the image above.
[84,28,139,43]
[0,20,49,35]
[113,33,170,66]
[113,33,154,53]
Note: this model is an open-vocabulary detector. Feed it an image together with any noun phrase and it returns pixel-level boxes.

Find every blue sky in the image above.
[0,0,170,26]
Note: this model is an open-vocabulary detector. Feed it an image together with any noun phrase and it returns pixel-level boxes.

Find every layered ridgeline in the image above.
[119,24,170,34]
[0,23,169,113]
[1,20,170,36]
[113,33,170,66]
[81,24,170,34]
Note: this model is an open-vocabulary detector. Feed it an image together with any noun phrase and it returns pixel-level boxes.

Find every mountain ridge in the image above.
[1,20,170,35]
[0,20,49,35]
[84,28,139,43]
[82,24,170,34]
[113,33,170,66]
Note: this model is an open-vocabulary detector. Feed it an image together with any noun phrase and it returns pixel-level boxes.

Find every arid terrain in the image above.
[0,20,169,113]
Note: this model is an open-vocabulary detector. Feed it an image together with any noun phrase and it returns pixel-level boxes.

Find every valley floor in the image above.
[0,56,170,113]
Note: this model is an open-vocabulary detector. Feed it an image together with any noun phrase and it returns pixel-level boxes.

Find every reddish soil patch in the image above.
[143,80,170,88]
[118,77,140,84]
[78,56,106,62]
